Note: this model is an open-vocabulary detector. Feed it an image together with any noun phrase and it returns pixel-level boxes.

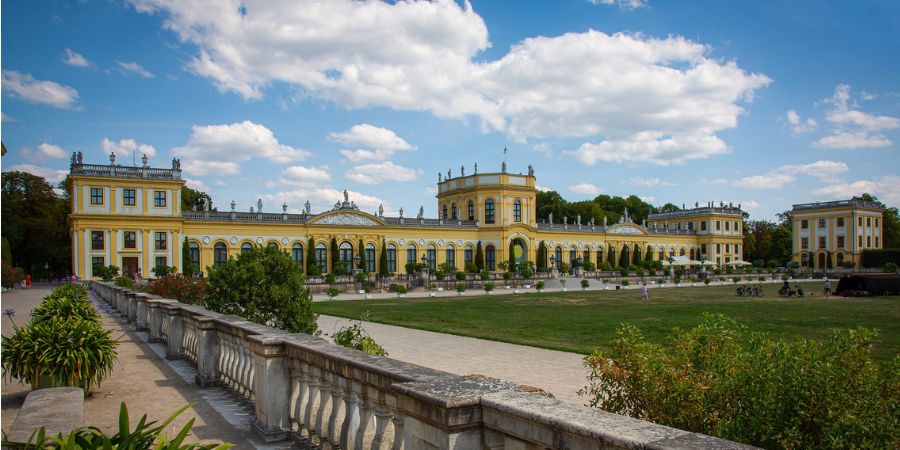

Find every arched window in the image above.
[292,243,303,265]
[485,199,495,224]
[467,200,475,221]
[659,249,664,260]
[189,241,200,272]
[214,242,228,268]
[836,252,844,266]
[407,244,417,269]
[569,248,577,265]
[339,242,353,272]
[442,204,448,219]
[485,245,496,271]
[680,248,686,256]
[451,203,458,220]
[669,249,675,258]
[690,249,695,260]
[365,243,376,273]
[241,242,253,254]
[426,244,437,271]
[386,244,397,273]
[513,199,522,222]
[267,242,279,251]
[555,246,563,268]
[464,245,474,267]
[315,243,327,272]
[597,248,604,266]
[446,244,456,270]
[583,249,590,265]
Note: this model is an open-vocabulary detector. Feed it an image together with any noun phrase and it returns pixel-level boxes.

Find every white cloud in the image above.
[346,161,419,185]
[568,182,603,196]
[338,149,387,162]
[329,124,414,151]
[21,143,69,160]
[63,49,90,67]
[733,160,848,189]
[258,188,393,215]
[117,61,154,78]
[101,138,157,159]
[628,177,674,187]
[813,84,900,149]
[279,165,332,185]
[184,178,209,192]
[741,200,761,210]
[785,109,817,134]
[423,186,438,196]
[639,195,656,203]
[172,120,310,175]
[1,70,80,109]
[813,175,900,206]
[131,1,768,163]
[861,91,877,101]
[1,112,14,122]
[588,0,648,10]
[3,164,68,184]
[535,184,552,192]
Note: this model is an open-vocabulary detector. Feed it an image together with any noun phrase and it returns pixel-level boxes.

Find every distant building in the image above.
[791,199,884,269]
[67,152,744,279]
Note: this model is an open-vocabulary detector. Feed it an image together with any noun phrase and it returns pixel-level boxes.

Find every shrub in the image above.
[456,282,466,293]
[558,261,571,274]
[674,268,685,278]
[860,248,900,268]
[600,262,613,271]
[95,265,120,281]
[582,261,596,272]
[456,271,467,281]
[841,260,856,269]
[480,270,491,281]
[427,283,436,292]
[758,276,765,281]
[503,271,513,282]
[31,285,98,324]
[326,287,339,299]
[325,273,336,284]
[465,261,479,274]
[768,260,778,269]
[884,262,898,273]
[114,276,135,288]
[330,317,387,357]
[435,271,446,281]
[205,245,317,334]
[704,278,711,285]
[648,268,657,277]
[520,267,533,279]
[483,282,494,293]
[536,280,545,290]
[619,268,629,277]
[621,280,630,287]
[635,268,645,277]
[581,279,590,289]
[663,268,671,277]
[732,276,740,283]
[394,284,408,296]
[354,271,367,283]
[151,265,176,278]
[148,274,208,306]
[581,314,899,449]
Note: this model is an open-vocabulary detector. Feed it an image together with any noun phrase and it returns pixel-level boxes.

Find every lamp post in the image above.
[576,255,583,277]
[549,256,556,278]
[421,254,429,284]
[700,255,706,278]
[354,254,361,276]
[668,255,675,282]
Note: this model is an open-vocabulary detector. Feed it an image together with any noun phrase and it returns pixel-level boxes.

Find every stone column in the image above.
[249,334,292,443]
[148,300,164,343]
[125,291,138,325]
[194,316,220,387]
[134,295,149,331]
[163,304,184,360]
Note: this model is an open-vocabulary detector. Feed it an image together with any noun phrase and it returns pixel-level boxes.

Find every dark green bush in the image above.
[114,276,135,288]
[581,314,899,449]
[884,262,898,273]
[31,284,98,324]
[148,274,207,305]
[205,245,317,334]
[860,249,900,268]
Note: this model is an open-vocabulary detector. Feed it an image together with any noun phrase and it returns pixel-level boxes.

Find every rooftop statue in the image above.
[257,198,263,212]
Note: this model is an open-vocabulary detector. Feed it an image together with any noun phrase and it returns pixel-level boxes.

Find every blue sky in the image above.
[2,0,899,220]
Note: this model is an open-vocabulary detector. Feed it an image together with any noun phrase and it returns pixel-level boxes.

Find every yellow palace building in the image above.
[68,153,747,280]
[790,199,884,269]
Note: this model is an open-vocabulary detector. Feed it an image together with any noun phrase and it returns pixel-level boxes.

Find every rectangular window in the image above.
[701,221,707,231]
[858,236,863,247]
[687,222,694,230]
[867,217,871,227]
[875,218,879,227]
[716,221,721,230]
[387,247,396,273]
[818,236,826,249]
[464,247,473,265]
[124,231,137,249]
[801,220,808,229]
[716,243,721,253]
[155,256,167,269]
[837,236,845,248]
[867,236,871,247]
[818,218,826,228]
[91,231,104,250]
[92,257,105,277]
[445,248,455,270]
[837,217,844,227]
[90,188,103,205]
[123,189,136,206]
[859,217,863,227]
[407,248,417,267]
[485,200,495,224]
[154,191,167,207]
[316,247,327,271]
[801,238,808,249]
[366,247,376,273]
[701,244,707,255]
[875,236,879,247]
[155,231,167,250]
[725,222,730,231]
[725,244,730,253]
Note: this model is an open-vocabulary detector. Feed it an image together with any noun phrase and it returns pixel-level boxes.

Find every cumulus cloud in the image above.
[568,182,603,196]
[639,195,656,203]
[3,164,68,184]
[63,48,91,68]
[172,120,310,175]
[785,109,817,134]
[2,70,80,109]
[21,143,68,160]
[733,160,848,189]
[258,187,393,215]
[117,61,154,78]
[279,165,332,185]
[628,177,674,187]
[588,0,648,10]
[813,175,900,206]
[184,178,209,192]
[813,84,900,149]
[535,185,553,192]
[131,0,769,164]
[346,162,419,185]
[330,124,416,162]
[101,138,157,159]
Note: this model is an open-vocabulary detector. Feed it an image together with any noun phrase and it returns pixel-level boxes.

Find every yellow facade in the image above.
[68,156,746,279]
[791,200,884,269]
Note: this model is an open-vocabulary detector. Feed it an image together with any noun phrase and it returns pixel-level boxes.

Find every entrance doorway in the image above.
[818,253,826,269]
[122,257,139,278]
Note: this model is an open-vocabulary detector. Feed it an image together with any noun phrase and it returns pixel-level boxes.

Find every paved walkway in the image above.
[1,285,281,449]
[317,315,589,405]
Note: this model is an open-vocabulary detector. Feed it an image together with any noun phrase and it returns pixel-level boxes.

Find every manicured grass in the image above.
[314,281,900,361]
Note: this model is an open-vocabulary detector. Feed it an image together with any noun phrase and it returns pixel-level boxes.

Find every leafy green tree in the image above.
[379,239,389,276]
[608,248,616,268]
[619,247,630,268]
[206,245,317,334]
[1,172,71,279]
[508,241,517,272]
[181,186,213,211]
[358,239,366,271]
[330,237,339,273]
[181,237,194,275]
[306,237,319,276]
[537,241,547,272]
[475,241,484,272]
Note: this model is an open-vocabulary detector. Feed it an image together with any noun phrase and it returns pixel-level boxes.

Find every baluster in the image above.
[371,405,393,450]
[328,375,346,448]
[304,368,321,449]
[389,408,404,450]
[245,345,255,400]
[234,342,247,395]
[353,390,374,450]
[340,382,360,450]
[217,337,228,386]
[226,339,238,390]
[315,374,332,449]
[291,361,310,446]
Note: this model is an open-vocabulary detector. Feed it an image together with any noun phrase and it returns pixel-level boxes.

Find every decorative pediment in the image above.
[309,211,383,226]
[606,224,648,235]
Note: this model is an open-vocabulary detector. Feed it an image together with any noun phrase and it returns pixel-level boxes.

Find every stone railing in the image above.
[71,163,181,180]
[90,282,754,449]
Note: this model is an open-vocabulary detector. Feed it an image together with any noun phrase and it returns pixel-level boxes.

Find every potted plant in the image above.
[536,280,545,292]
[704,278,711,285]
[581,279,590,290]
[456,282,466,296]
[428,283,437,297]
[560,277,568,292]
[364,286,372,300]
[503,271,513,289]
[326,287,340,299]
[484,282,495,295]
[394,284,408,298]
[520,267,533,288]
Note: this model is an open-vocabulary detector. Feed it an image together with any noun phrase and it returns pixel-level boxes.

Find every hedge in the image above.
[860,249,900,268]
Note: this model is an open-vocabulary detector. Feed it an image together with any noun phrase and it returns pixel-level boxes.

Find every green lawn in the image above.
[314,281,900,361]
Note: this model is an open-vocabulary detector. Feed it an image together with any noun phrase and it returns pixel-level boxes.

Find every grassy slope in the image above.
[314,281,899,360]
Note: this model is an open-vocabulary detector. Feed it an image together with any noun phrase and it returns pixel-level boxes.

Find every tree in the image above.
[181,186,213,211]
[330,237,339,273]
[181,237,194,275]
[855,193,900,248]
[619,247,630,268]
[1,171,71,279]
[475,241,484,272]
[358,239,366,271]
[306,237,319,276]
[379,239,389,276]
[206,245,317,334]
[537,241,547,272]
[508,241,517,273]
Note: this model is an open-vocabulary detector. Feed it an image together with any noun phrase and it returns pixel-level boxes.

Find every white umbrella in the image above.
[726,259,751,266]
[700,260,717,267]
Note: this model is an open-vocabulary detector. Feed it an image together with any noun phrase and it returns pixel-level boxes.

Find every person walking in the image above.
[823,278,832,298]
[25,274,32,288]
[640,283,650,301]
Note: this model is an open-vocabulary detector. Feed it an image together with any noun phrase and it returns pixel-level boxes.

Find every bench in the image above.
[5,388,84,444]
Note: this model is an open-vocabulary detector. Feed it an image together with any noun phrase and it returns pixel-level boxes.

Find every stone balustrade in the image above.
[89,281,755,450]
